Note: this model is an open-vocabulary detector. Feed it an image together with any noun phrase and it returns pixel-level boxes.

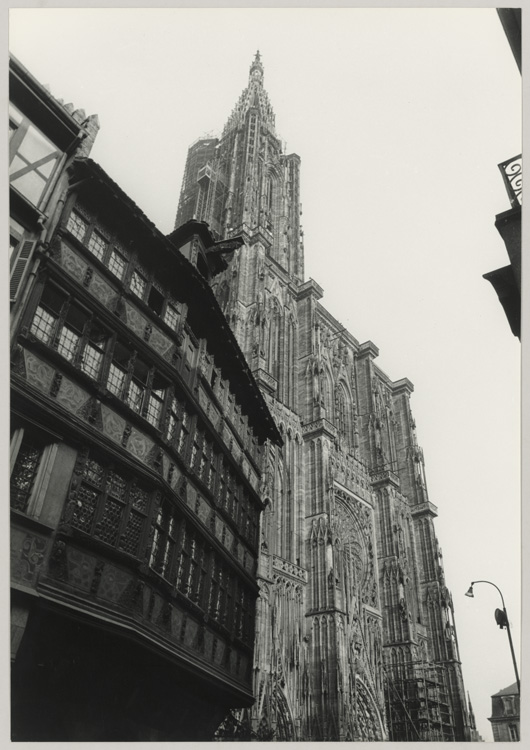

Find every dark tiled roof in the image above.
[492,682,519,697]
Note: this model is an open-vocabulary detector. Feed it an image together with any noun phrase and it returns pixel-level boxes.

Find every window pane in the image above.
[80,343,103,379]
[72,484,99,532]
[84,458,105,487]
[129,486,149,512]
[57,326,80,361]
[121,510,144,555]
[30,306,56,344]
[107,470,126,500]
[107,363,126,398]
[130,271,146,298]
[11,438,43,512]
[66,212,88,242]
[127,379,145,413]
[88,231,107,261]
[97,497,122,545]
[164,304,180,330]
[108,249,126,279]
[146,390,164,427]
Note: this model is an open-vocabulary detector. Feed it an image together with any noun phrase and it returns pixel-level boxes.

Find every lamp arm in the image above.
[471,580,506,610]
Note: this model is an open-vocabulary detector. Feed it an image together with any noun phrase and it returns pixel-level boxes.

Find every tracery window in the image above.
[336,384,350,443]
[69,453,150,555]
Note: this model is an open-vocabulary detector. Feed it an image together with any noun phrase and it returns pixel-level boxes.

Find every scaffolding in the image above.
[383,659,455,742]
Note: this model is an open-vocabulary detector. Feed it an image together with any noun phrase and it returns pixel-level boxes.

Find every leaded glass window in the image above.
[66,212,88,242]
[30,283,109,379]
[108,248,126,279]
[164,303,180,330]
[68,452,151,557]
[87,230,107,261]
[130,270,147,299]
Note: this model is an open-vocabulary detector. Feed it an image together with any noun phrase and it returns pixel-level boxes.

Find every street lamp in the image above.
[465,580,520,694]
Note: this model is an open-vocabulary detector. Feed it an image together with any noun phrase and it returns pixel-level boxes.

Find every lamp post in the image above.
[465,580,520,694]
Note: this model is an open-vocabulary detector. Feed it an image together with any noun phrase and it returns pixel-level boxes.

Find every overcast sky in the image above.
[9,7,522,742]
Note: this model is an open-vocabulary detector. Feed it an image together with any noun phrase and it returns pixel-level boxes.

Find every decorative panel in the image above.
[148,326,173,358]
[101,404,127,444]
[127,427,154,463]
[124,302,148,338]
[59,243,88,283]
[97,564,133,603]
[55,377,90,414]
[11,529,48,586]
[65,546,98,592]
[24,350,55,393]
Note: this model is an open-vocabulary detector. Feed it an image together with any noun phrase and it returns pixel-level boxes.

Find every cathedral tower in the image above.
[175,54,473,742]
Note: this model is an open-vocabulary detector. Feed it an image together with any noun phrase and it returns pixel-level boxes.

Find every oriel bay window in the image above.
[68,453,150,556]
[146,501,254,642]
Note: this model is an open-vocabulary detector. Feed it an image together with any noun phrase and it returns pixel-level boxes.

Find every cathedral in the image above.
[175,52,477,742]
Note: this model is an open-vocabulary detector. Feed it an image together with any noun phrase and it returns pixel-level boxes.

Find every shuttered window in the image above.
[10,239,36,303]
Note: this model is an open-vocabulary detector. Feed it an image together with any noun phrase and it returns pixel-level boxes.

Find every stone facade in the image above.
[176,52,474,741]
[489,682,520,741]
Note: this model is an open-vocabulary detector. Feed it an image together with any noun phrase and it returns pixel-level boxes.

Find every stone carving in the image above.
[101,405,127,444]
[60,243,88,283]
[24,351,55,393]
[55,377,90,414]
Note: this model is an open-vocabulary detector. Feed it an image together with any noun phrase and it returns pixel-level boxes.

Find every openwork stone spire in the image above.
[223,51,276,136]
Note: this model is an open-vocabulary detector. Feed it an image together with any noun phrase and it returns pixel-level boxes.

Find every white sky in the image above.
[9,7,522,742]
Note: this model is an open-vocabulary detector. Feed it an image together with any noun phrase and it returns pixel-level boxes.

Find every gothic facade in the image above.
[176,53,475,741]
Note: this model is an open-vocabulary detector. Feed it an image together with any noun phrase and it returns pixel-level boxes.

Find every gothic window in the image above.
[69,453,150,555]
[336,384,350,443]
[9,103,61,208]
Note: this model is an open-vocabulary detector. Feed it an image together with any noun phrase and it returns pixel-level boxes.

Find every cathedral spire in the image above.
[249,50,264,86]
[222,51,275,137]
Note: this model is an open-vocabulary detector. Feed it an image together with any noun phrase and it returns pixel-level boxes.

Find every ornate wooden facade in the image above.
[175,52,476,741]
[10,58,280,741]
